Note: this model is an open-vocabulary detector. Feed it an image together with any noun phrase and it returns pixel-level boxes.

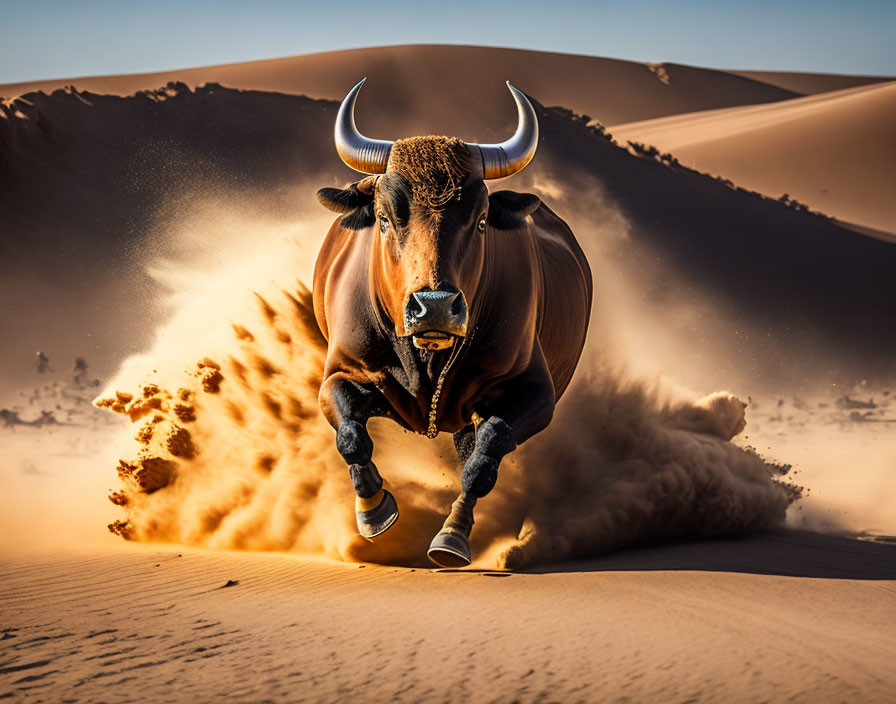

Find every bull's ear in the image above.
[487,191,541,230]
[317,176,376,213]
[316,176,377,230]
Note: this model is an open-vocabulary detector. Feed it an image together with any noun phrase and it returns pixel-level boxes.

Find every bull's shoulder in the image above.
[530,203,588,264]
[312,177,378,334]
[528,203,592,297]
[487,191,587,270]
[312,220,373,342]
[525,202,593,401]
[313,220,355,284]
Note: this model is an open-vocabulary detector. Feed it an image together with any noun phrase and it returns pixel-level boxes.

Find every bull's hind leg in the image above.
[428,373,555,568]
[320,374,398,539]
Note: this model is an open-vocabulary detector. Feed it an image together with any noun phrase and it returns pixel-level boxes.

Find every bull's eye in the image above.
[378,214,389,234]
[477,215,487,233]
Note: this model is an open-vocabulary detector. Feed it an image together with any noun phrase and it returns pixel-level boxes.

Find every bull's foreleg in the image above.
[428,373,555,567]
[320,373,399,539]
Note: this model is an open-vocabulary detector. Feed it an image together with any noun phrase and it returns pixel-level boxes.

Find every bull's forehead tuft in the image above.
[387,136,473,209]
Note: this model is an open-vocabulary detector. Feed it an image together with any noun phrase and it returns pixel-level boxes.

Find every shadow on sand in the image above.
[521,530,896,580]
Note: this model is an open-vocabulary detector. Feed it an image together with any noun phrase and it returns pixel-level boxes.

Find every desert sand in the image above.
[730,68,892,94]
[2,44,895,702]
[1,536,894,702]
[0,44,856,127]
[611,80,896,233]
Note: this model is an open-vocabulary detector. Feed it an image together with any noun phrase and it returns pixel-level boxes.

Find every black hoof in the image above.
[355,489,398,539]
[427,529,472,568]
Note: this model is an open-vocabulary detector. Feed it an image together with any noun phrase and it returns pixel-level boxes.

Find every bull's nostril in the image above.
[450,295,465,317]
[407,296,425,319]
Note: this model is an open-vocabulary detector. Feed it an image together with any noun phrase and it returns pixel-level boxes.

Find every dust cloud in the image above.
[526,173,896,541]
[95,186,802,568]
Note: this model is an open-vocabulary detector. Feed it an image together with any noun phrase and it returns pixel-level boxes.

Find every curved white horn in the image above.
[334,78,393,174]
[469,82,539,179]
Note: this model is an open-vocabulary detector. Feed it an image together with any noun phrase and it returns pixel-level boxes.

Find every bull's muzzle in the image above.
[404,288,468,351]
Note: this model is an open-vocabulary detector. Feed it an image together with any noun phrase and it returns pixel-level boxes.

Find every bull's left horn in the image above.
[470,82,539,180]
[335,78,393,174]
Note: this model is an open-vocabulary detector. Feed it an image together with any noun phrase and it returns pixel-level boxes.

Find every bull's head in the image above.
[317,79,540,351]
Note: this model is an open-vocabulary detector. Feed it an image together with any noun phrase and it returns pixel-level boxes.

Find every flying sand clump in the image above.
[96,283,799,568]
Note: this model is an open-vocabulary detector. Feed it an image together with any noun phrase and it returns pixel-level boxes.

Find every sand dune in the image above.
[610,80,896,233]
[0,44,804,128]
[1,536,893,702]
[4,82,896,396]
[0,85,340,390]
[732,68,893,94]
[2,43,895,702]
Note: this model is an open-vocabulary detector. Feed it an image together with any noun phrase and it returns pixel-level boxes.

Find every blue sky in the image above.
[1,0,894,83]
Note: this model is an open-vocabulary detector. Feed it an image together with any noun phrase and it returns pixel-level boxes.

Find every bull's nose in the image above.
[404,288,468,334]
[407,290,460,320]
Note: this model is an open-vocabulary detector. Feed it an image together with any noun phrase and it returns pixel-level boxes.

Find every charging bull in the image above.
[314,79,592,566]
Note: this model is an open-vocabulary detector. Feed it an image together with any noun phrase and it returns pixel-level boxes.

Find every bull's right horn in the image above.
[334,78,393,174]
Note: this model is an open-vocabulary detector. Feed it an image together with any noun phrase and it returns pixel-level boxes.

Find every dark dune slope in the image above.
[1,82,894,390]
[0,85,340,386]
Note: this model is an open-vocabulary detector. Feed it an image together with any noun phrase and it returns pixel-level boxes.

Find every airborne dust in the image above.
[90,185,808,569]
